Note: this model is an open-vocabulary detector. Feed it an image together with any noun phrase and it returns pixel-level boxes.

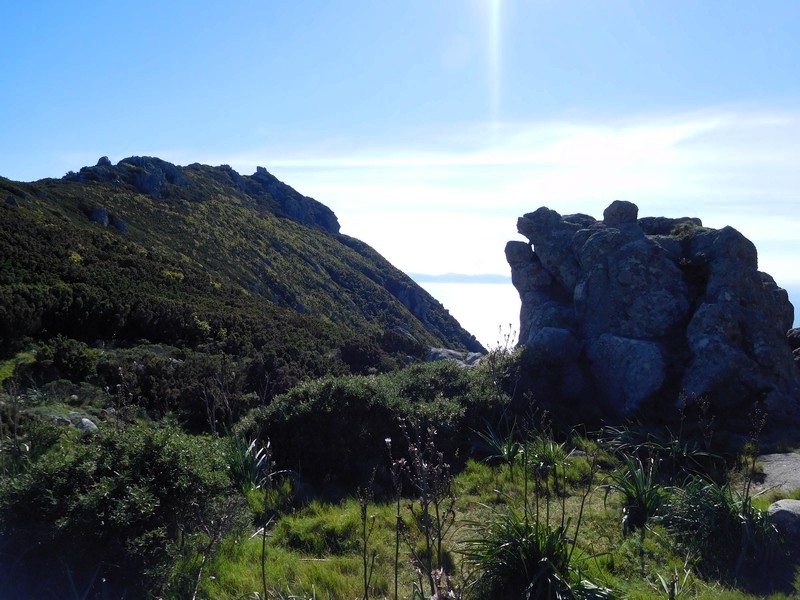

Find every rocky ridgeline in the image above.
[506,200,800,438]
[65,156,340,234]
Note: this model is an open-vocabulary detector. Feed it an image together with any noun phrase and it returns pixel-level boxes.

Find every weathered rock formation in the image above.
[65,156,340,234]
[506,201,800,437]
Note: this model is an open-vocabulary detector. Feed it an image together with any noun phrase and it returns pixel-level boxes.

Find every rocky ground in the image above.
[756,451,800,494]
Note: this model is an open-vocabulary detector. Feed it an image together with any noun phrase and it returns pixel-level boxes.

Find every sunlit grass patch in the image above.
[0,351,35,383]
[200,528,396,599]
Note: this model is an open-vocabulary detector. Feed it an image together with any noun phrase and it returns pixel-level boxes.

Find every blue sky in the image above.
[2,1,799,304]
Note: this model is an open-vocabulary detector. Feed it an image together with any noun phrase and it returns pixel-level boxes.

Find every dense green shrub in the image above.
[237,361,509,493]
[23,334,100,384]
[0,423,237,598]
[0,384,64,477]
[94,348,263,432]
[340,336,399,374]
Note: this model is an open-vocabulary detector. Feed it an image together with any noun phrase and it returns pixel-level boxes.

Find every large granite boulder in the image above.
[506,201,800,439]
[768,499,800,540]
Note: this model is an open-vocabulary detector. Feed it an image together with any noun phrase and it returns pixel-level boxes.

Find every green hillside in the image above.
[0,157,481,396]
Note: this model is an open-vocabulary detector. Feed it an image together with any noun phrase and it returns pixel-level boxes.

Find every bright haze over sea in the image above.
[416,280,521,350]
[414,276,800,351]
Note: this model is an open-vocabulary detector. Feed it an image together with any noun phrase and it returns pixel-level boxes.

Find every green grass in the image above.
[0,351,34,383]
[200,500,400,599]
[188,448,796,600]
[752,485,800,511]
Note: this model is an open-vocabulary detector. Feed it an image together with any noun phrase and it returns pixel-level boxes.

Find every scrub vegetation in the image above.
[2,348,796,599]
[1,165,798,598]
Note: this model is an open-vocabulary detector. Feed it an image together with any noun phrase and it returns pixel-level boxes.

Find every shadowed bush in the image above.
[0,423,238,598]
[237,360,508,493]
[603,455,664,535]
[460,504,612,600]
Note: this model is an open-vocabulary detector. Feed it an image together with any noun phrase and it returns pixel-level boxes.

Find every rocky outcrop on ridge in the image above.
[506,200,800,437]
[64,157,340,234]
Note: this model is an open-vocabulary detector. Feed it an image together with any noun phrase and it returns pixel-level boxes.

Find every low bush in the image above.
[0,422,239,598]
[663,476,779,579]
[237,360,510,493]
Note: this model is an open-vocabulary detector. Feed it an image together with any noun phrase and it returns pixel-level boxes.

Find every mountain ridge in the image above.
[1,156,483,406]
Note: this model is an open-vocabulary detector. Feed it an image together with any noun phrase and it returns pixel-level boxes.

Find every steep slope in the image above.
[0,157,482,405]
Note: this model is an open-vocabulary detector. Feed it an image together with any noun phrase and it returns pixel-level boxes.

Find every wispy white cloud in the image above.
[200,107,800,285]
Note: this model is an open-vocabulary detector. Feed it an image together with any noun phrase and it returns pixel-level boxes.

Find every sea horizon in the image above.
[414,276,800,351]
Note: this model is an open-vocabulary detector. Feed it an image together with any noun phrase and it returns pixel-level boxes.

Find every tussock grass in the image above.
[199,451,793,600]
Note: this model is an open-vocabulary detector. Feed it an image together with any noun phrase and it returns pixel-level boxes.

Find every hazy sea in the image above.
[420,282,800,351]
[418,282,521,349]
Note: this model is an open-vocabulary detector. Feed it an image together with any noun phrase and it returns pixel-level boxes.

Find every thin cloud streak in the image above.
[224,113,721,171]
[200,107,800,284]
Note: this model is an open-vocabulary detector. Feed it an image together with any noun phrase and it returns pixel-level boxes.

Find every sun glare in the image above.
[486,0,502,125]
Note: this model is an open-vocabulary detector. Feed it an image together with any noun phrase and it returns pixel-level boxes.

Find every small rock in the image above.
[603,200,638,226]
[639,216,702,235]
[110,214,128,233]
[76,417,98,431]
[758,453,800,493]
[390,326,418,343]
[788,328,800,351]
